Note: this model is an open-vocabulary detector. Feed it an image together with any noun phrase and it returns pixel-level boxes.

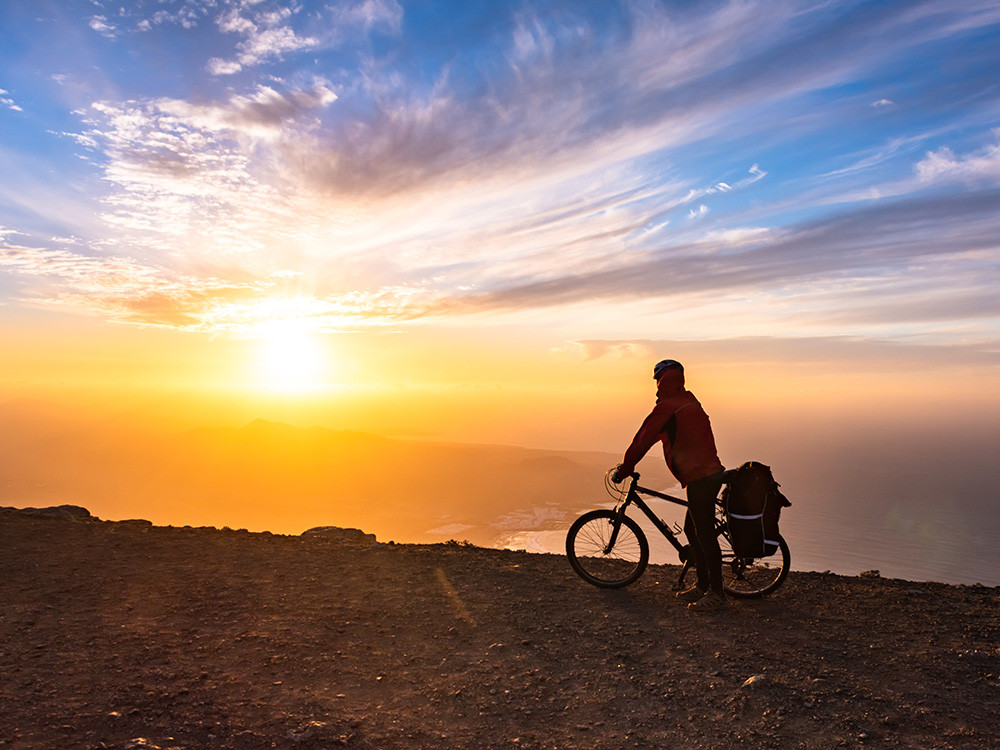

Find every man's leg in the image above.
[683,509,710,591]
[686,472,724,595]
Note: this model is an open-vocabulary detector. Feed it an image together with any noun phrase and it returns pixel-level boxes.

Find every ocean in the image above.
[500,422,1000,588]
[503,487,1000,587]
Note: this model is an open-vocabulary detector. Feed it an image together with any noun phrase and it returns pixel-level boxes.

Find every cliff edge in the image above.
[1,511,998,749]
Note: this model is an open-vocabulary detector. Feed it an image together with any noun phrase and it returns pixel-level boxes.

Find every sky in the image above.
[1,0,999,455]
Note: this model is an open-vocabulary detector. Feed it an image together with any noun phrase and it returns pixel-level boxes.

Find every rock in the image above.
[742,674,766,688]
[1,505,94,521]
[287,720,327,743]
[859,570,881,579]
[301,526,376,544]
[233,729,270,749]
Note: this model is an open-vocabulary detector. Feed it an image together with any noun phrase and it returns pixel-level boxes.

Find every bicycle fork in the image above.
[603,499,632,554]
[608,489,695,590]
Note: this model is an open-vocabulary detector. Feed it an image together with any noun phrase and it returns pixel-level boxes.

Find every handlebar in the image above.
[605,466,638,500]
[606,465,638,483]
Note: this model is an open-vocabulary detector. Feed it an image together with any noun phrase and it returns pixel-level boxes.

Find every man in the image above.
[612,359,727,611]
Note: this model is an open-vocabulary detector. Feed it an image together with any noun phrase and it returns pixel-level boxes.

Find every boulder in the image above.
[0,505,94,521]
[301,526,377,545]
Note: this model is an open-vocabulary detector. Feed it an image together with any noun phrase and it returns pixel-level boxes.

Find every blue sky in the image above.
[1,0,999,380]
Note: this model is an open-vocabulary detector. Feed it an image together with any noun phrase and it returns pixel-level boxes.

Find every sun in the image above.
[254,323,330,392]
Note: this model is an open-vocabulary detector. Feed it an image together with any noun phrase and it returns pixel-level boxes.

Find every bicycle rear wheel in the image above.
[720,532,790,598]
[566,510,649,588]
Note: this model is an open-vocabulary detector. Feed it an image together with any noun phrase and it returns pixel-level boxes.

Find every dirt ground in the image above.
[2,510,998,749]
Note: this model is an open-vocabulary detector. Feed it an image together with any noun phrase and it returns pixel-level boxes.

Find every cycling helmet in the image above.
[653,359,683,380]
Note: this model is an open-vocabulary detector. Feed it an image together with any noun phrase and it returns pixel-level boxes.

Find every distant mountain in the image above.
[513,455,585,473]
[0,402,641,547]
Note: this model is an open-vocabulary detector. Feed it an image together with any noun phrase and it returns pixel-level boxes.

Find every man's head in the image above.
[653,359,684,381]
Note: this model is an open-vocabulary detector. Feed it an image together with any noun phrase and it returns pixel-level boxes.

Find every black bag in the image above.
[723,461,791,558]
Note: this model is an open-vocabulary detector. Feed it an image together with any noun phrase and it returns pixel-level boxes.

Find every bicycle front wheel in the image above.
[566,510,649,588]
[720,532,790,598]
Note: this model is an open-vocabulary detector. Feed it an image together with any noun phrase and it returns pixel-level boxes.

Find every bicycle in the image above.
[566,469,790,598]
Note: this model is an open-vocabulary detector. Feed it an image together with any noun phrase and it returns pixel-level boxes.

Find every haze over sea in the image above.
[509,481,1000,589]
[3,399,997,588]
[504,418,1000,588]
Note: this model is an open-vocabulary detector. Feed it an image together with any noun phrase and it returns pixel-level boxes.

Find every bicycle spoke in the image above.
[566,510,649,588]
[719,536,789,597]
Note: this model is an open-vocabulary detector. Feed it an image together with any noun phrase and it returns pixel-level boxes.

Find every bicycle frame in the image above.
[613,480,690,560]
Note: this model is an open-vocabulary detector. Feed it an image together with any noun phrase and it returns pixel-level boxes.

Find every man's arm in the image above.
[615,403,673,478]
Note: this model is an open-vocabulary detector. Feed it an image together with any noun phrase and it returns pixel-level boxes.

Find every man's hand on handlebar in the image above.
[611,464,629,484]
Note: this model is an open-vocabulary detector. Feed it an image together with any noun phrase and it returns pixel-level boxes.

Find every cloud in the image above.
[0,238,428,331]
[817,287,1000,326]
[207,3,319,75]
[68,83,338,265]
[0,89,22,112]
[207,58,244,76]
[88,15,118,39]
[71,1,975,215]
[84,1,245,36]
[570,340,651,362]
[334,0,404,33]
[570,335,1000,371]
[915,141,1000,183]
[84,1,323,72]
[284,2,778,197]
[0,240,201,326]
[153,84,339,134]
[430,187,1000,320]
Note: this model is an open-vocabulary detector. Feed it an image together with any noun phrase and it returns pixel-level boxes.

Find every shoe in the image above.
[675,586,707,603]
[687,591,729,612]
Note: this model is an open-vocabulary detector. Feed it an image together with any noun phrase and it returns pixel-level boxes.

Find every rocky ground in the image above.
[2,508,998,749]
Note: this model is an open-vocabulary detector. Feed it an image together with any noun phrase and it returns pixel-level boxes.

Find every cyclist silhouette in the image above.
[612,359,727,611]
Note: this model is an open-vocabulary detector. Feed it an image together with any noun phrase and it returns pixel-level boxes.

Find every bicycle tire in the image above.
[720,532,790,598]
[566,510,649,588]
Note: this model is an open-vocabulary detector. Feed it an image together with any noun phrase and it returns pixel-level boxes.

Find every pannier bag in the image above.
[723,461,791,558]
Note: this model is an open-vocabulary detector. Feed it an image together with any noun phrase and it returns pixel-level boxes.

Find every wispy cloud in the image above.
[208,4,318,75]
[0,88,22,112]
[569,335,1000,371]
[432,186,1000,326]
[83,0,403,75]
[88,15,118,39]
[0,238,239,327]
[332,0,403,33]
[916,139,1000,183]
[0,235,431,331]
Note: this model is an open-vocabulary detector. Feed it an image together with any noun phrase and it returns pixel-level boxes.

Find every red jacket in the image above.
[619,368,724,487]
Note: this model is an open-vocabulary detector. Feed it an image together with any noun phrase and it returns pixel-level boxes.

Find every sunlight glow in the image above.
[254,321,331,392]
